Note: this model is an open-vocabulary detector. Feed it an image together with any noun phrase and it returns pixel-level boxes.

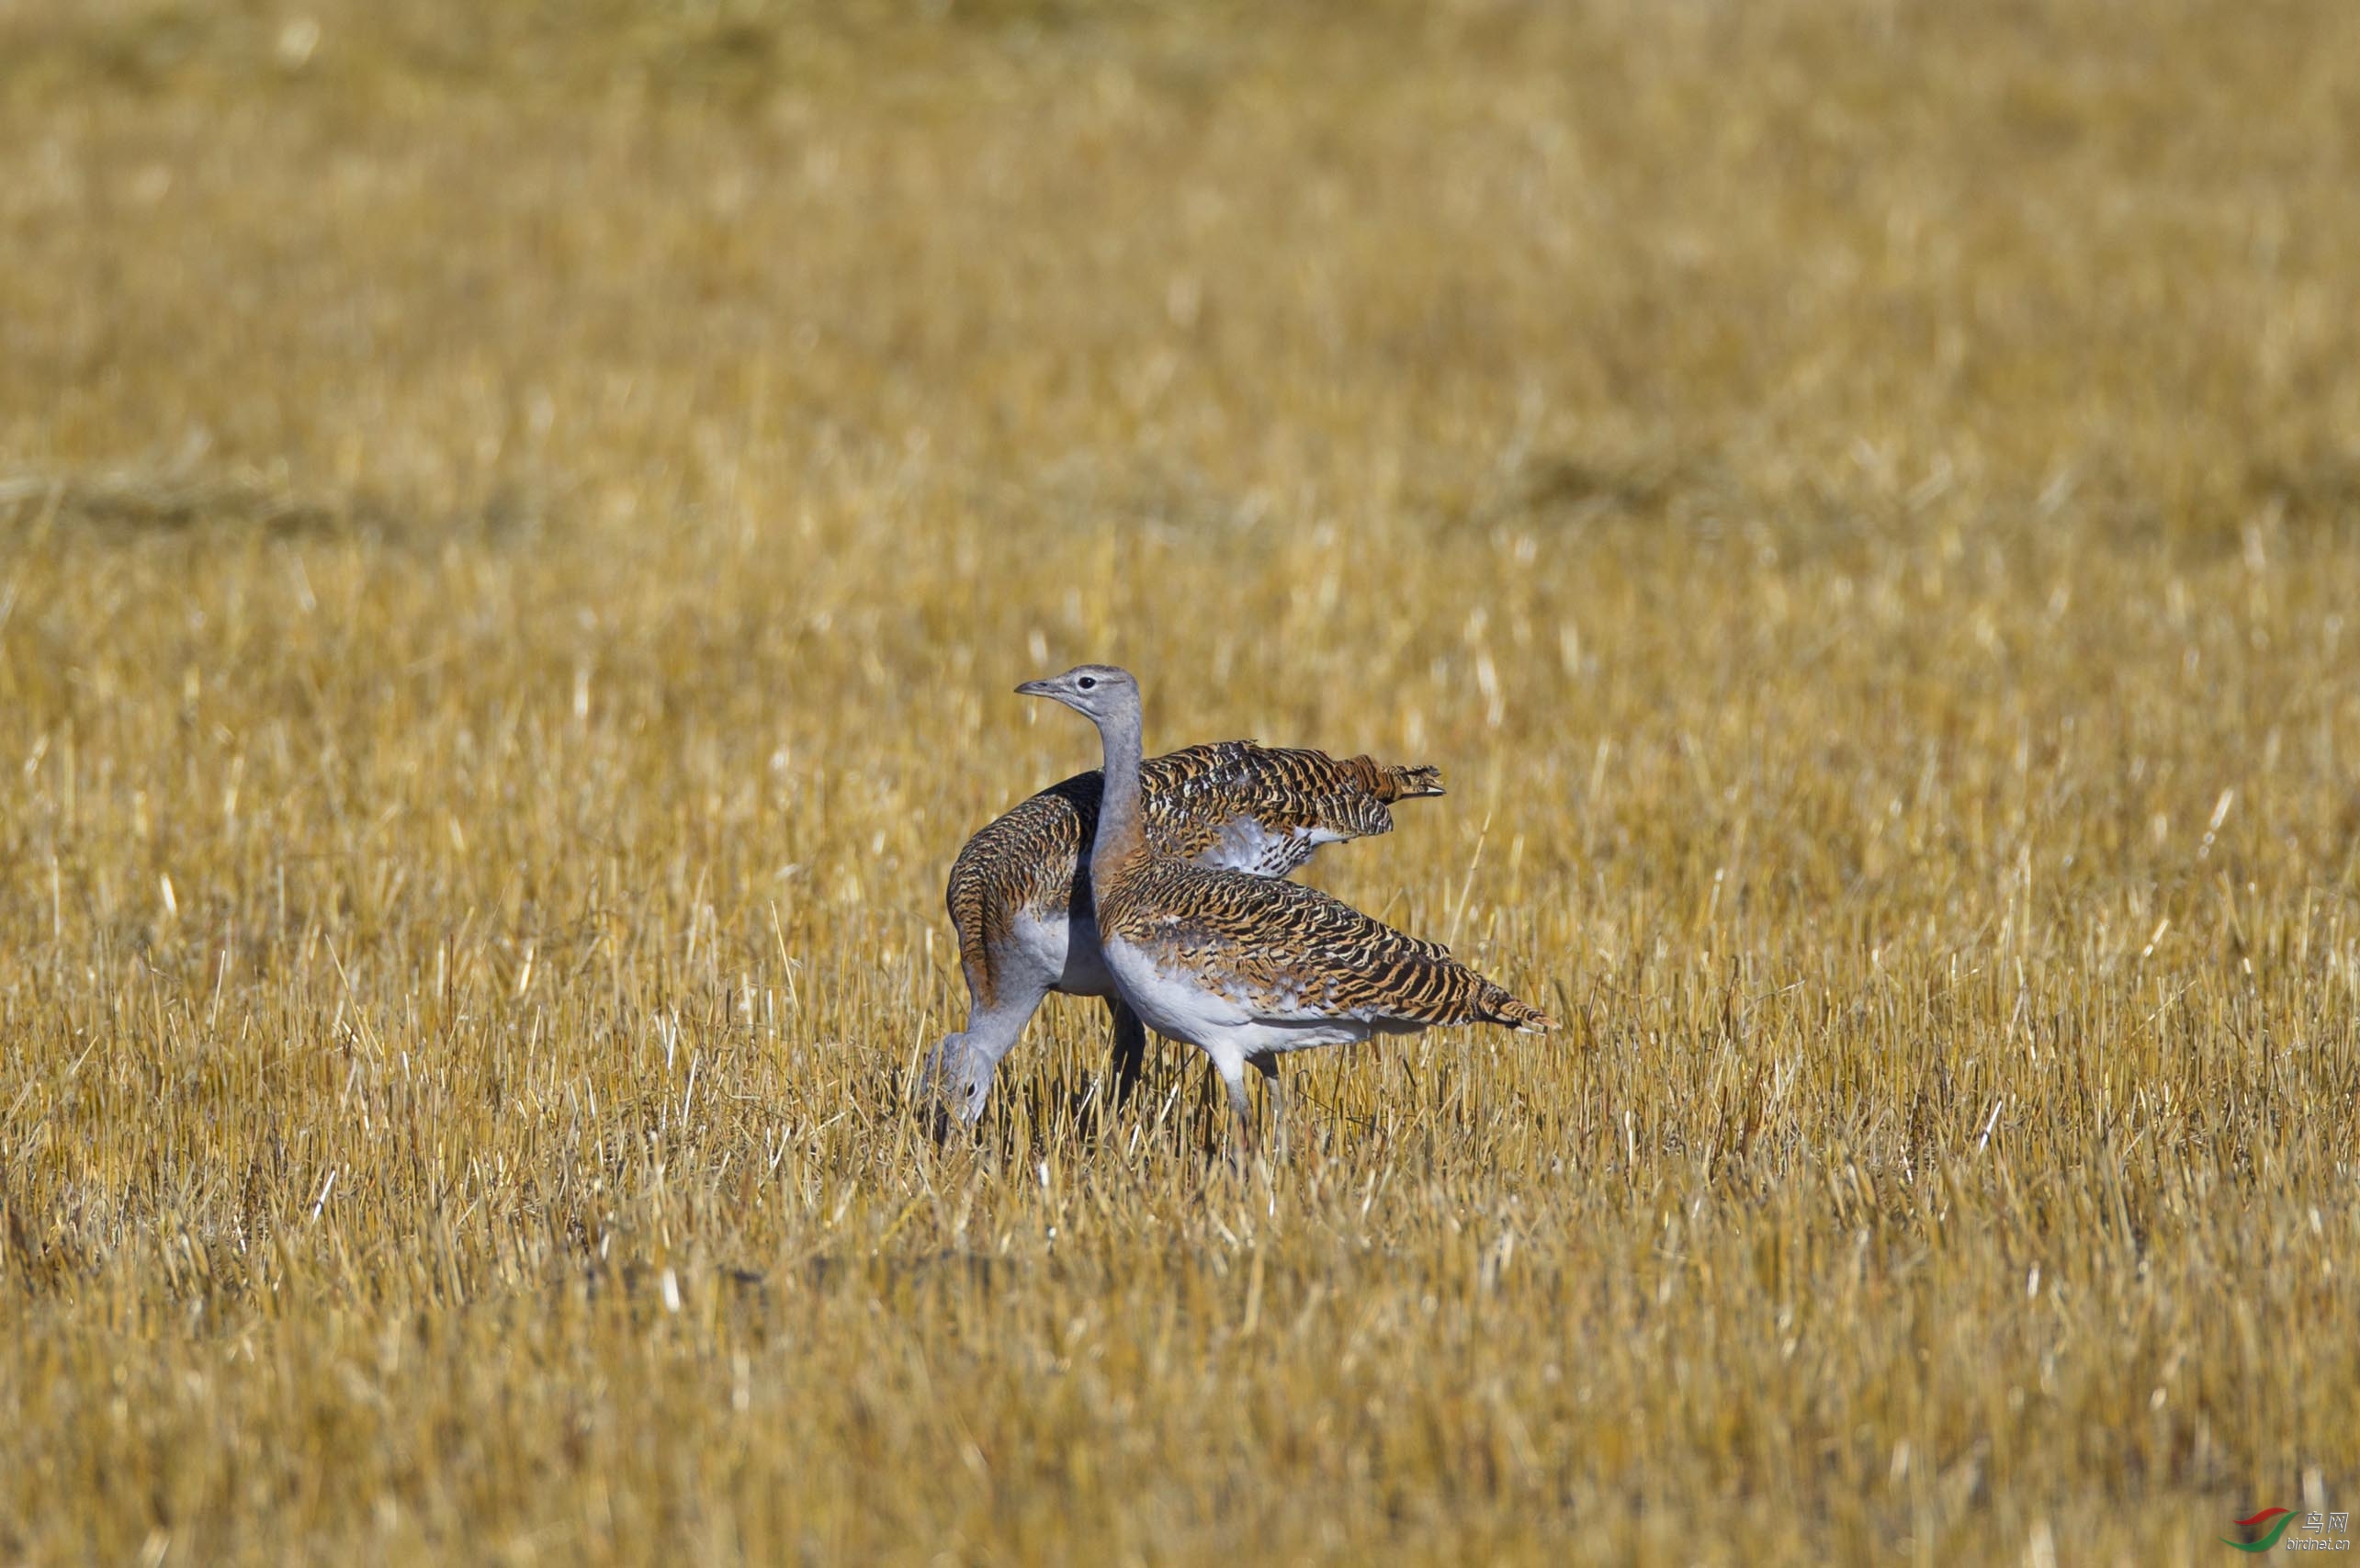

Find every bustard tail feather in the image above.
[1479,986,1555,1033]
[1374,761,1447,801]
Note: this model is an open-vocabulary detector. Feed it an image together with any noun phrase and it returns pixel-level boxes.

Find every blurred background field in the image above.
[4,0,2358,1561]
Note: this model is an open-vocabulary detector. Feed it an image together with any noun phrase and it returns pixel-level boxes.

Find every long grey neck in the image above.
[1090,695,1146,884]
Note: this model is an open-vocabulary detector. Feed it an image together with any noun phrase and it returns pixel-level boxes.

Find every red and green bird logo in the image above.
[2220,1508,2297,1551]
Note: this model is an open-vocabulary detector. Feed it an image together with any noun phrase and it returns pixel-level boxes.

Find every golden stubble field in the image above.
[4,1,2358,1562]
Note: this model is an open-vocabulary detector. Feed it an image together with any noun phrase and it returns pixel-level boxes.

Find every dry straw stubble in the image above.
[2,1,2358,1562]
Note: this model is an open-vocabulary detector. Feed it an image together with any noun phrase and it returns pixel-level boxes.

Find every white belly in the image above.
[1011,907,1116,998]
[1102,938,1377,1062]
[1101,938,1248,1047]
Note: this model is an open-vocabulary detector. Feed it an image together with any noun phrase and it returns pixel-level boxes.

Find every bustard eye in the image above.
[1078,676,1097,690]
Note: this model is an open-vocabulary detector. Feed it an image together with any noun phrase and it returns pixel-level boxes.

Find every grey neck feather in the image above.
[1090,691,1146,875]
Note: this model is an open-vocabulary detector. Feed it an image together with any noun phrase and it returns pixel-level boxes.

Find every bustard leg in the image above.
[1248,1051,1285,1162]
[1105,998,1147,1108]
[1215,1055,1257,1166]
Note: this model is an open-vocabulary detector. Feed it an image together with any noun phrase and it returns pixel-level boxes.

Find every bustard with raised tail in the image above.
[932,740,1446,1122]
[1014,664,1553,1151]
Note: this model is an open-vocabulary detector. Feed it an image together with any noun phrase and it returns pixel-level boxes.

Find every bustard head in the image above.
[1015,664,1138,725]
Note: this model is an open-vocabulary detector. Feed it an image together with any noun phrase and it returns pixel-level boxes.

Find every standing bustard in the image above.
[932,740,1447,1123]
[1015,664,1553,1152]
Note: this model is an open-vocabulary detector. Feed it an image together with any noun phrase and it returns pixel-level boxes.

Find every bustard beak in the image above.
[1014,679,1056,698]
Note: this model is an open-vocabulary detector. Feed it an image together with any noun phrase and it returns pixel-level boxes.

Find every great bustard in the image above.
[932,739,1447,1124]
[1015,664,1553,1153]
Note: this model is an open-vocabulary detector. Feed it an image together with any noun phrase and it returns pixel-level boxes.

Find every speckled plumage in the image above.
[1097,865,1550,1034]
[932,740,1446,1123]
[944,742,1443,1011]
